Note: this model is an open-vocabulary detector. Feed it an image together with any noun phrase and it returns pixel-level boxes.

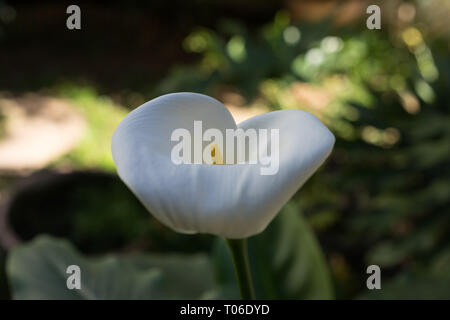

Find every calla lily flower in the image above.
[111,92,334,239]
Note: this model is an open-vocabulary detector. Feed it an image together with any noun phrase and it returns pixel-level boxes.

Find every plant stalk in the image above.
[225,238,255,300]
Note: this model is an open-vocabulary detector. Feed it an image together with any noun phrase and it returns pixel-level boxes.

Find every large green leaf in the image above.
[7,236,216,300]
[213,202,334,299]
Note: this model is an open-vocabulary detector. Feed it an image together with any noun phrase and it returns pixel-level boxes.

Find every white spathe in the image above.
[111,92,335,238]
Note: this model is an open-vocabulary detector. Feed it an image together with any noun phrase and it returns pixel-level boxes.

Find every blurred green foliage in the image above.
[6,204,332,300]
[50,85,128,172]
[7,236,216,299]
[213,202,333,299]
[155,8,450,298]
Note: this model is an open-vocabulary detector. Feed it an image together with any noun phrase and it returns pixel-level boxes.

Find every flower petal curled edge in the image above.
[111,92,335,238]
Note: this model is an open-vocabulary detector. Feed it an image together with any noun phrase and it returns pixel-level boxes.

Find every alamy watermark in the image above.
[66,265,81,290]
[66,5,81,30]
[171,121,280,176]
[366,5,381,30]
[366,265,381,290]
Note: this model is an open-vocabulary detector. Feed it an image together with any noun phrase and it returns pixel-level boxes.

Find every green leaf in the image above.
[7,235,216,300]
[213,202,334,299]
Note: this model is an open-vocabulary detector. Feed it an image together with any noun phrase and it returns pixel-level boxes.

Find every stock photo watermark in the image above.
[170,121,280,175]
[367,4,381,30]
[66,265,81,290]
[66,5,81,30]
[366,265,381,290]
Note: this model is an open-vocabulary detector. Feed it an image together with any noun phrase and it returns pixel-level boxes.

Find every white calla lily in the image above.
[111,92,335,239]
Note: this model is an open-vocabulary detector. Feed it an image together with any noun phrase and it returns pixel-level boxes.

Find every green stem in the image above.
[225,238,255,300]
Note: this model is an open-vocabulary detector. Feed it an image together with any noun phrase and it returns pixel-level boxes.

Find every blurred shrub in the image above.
[50,85,128,172]
[7,236,216,299]
[157,8,450,298]
[213,202,333,299]
[6,202,333,300]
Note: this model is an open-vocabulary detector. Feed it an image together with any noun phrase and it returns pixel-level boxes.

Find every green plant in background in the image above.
[7,236,217,299]
[213,203,333,299]
[6,202,333,300]
[154,8,450,299]
[51,85,128,172]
